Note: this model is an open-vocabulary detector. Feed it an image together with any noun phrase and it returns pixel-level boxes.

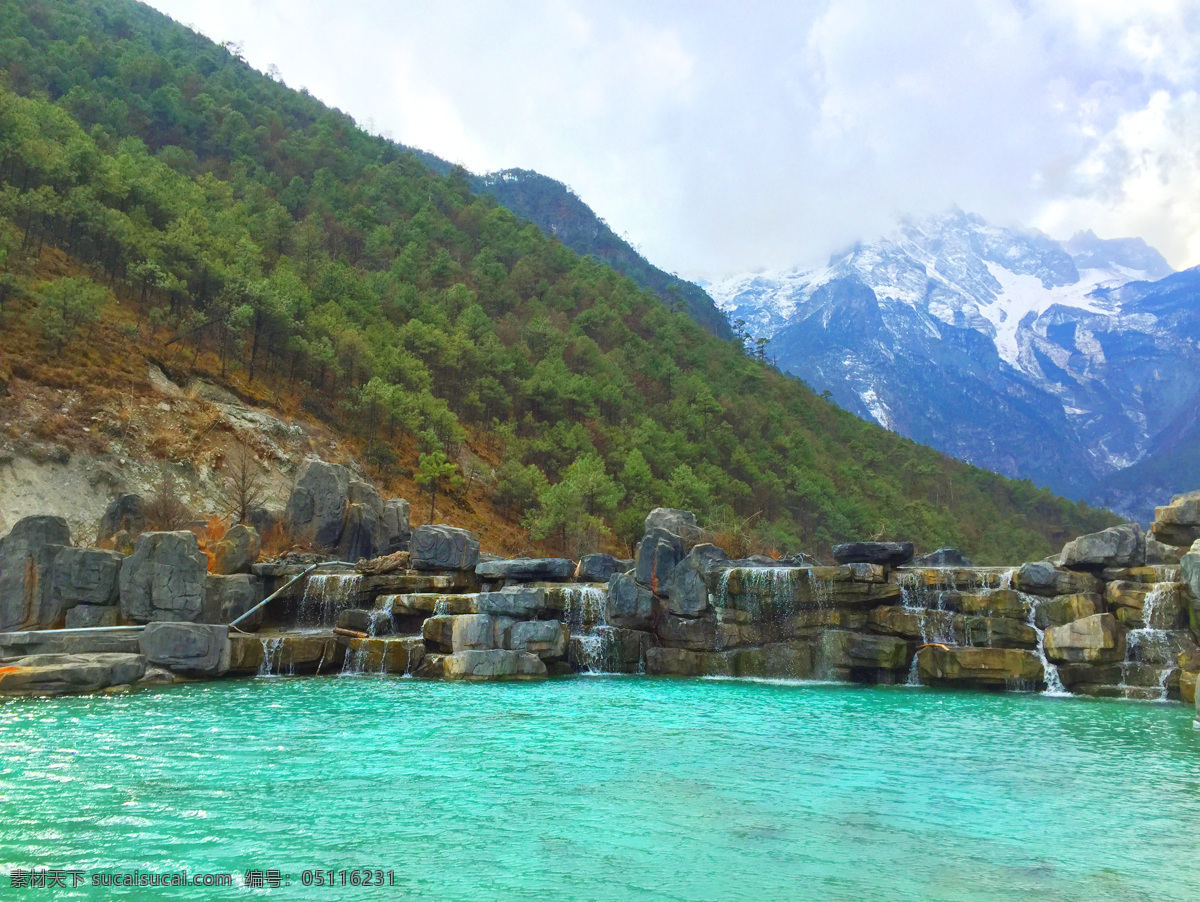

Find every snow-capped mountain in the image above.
[709,210,1197,519]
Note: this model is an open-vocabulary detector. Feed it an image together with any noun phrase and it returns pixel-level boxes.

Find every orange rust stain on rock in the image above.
[0,666,23,676]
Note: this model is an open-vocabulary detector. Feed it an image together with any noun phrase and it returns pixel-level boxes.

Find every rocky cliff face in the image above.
[709,210,1194,519]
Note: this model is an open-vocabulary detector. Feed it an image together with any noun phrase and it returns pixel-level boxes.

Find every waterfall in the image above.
[1021,594,1069,697]
[257,637,285,677]
[1121,585,1175,702]
[341,608,392,676]
[298,573,362,628]
[897,570,959,686]
[563,586,609,673]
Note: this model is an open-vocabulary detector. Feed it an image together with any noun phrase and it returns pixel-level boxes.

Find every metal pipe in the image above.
[227,561,360,629]
[1,625,145,636]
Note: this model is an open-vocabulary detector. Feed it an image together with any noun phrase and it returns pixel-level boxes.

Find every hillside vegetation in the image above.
[0,0,1118,562]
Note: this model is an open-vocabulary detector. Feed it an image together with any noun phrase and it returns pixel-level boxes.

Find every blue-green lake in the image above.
[2,676,1198,901]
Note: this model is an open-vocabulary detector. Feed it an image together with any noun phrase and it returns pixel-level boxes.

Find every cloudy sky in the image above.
[145,0,1200,280]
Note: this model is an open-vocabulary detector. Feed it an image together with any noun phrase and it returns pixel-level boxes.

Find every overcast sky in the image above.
[145,0,1200,280]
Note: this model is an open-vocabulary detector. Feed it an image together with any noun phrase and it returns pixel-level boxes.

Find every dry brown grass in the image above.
[0,244,595,557]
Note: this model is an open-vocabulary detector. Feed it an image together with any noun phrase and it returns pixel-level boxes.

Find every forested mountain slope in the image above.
[0,0,1117,562]
[472,169,732,339]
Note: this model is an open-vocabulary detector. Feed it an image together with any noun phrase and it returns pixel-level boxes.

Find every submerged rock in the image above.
[832,542,914,567]
[0,516,72,632]
[410,525,481,571]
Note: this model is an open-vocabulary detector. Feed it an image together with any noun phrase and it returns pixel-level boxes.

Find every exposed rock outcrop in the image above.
[119,531,208,623]
[286,458,350,550]
[410,525,481,571]
[833,542,915,566]
[211,524,260,575]
[139,622,230,676]
[1059,523,1145,570]
[0,516,72,631]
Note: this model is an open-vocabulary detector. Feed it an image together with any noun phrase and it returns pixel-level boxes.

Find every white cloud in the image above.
[145,0,1200,278]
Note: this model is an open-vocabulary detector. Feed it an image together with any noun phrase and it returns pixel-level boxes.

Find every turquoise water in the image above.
[2,677,1199,902]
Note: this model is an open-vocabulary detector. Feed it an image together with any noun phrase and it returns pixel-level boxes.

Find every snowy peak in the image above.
[709,210,1193,519]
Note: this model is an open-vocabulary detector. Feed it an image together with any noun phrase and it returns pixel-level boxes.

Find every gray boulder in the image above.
[347,479,385,516]
[337,502,388,562]
[203,574,263,627]
[606,572,656,631]
[65,605,120,629]
[410,525,480,571]
[286,458,350,550]
[832,542,914,566]
[443,649,547,681]
[118,531,209,623]
[0,653,146,697]
[644,508,699,542]
[52,547,124,607]
[1145,537,1187,565]
[211,524,261,575]
[476,558,575,582]
[666,543,728,618]
[636,528,685,596]
[1058,522,1145,570]
[576,553,624,583]
[508,620,569,660]
[382,499,412,553]
[1182,540,1200,619]
[911,547,973,567]
[1152,491,1200,546]
[475,587,545,618]
[97,494,147,545]
[1043,613,1127,665]
[0,515,72,632]
[139,622,230,676]
[451,613,512,651]
[1012,561,1102,598]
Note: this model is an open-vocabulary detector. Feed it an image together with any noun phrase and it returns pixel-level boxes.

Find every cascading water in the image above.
[562,587,609,673]
[341,608,393,676]
[1121,585,1175,701]
[896,570,958,686]
[299,573,362,628]
[1021,594,1069,697]
[257,637,285,677]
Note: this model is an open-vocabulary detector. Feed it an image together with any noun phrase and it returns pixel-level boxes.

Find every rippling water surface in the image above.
[2,677,1199,901]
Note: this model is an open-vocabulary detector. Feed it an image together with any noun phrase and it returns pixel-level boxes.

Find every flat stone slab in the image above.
[0,627,143,659]
[0,653,146,697]
[379,593,478,616]
[833,542,914,566]
[475,558,575,582]
[228,632,339,675]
